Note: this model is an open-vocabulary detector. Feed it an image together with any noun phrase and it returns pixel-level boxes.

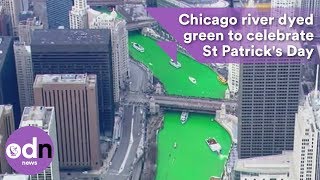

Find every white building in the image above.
[88,8,130,102]
[20,106,60,180]
[227,63,240,95]
[290,71,320,180]
[13,42,33,112]
[69,0,90,29]
[234,151,292,180]
[0,0,21,35]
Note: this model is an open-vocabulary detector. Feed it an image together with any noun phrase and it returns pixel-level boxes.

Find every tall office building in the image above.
[13,42,33,112]
[33,74,102,170]
[0,36,20,127]
[89,9,130,102]
[238,56,302,158]
[0,105,14,174]
[20,106,60,180]
[0,0,21,35]
[0,6,10,36]
[18,12,43,45]
[69,0,89,29]
[46,0,72,28]
[31,29,114,136]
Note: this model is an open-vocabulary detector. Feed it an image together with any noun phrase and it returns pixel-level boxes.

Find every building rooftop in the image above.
[0,105,13,118]
[1,174,29,180]
[31,29,111,45]
[0,36,12,69]
[34,74,97,87]
[20,106,54,130]
[234,151,292,174]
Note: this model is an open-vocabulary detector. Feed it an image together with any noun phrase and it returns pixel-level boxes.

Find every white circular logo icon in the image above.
[6,143,21,159]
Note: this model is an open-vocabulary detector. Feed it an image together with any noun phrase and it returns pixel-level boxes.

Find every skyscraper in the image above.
[0,36,20,127]
[0,0,21,35]
[291,90,320,180]
[227,63,240,95]
[69,0,89,29]
[13,41,34,112]
[299,0,320,26]
[0,105,14,174]
[18,12,43,45]
[0,6,10,36]
[238,56,302,158]
[31,29,114,136]
[89,9,130,102]
[33,74,102,170]
[46,0,72,28]
[20,106,60,180]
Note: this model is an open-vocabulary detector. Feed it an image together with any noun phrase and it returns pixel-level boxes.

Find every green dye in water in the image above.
[128,32,232,180]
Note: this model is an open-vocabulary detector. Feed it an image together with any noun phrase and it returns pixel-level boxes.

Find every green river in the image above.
[129,32,232,180]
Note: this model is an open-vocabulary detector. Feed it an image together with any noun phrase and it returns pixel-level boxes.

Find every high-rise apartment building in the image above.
[33,74,102,170]
[18,12,43,45]
[238,57,302,158]
[0,105,14,174]
[0,36,20,127]
[46,0,72,28]
[31,29,114,136]
[0,0,21,35]
[89,9,130,102]
[13,41,33,112]
[69,0,90,29]
[20,106,60,180]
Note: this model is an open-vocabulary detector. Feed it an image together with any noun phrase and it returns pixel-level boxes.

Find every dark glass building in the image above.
[238,59,302,159]
[46,0,72,29]
[0,36,21,127]
[31,29,114,136]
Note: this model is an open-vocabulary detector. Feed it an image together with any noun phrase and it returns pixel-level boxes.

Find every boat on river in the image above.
[217,75,227,84]
[132,42,145,52]
[180,112,189,124]
[169,59,181,68]
[206,137,222,154]
[189,76,197,84]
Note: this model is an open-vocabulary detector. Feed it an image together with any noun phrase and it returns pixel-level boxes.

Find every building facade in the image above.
[18,12,43,45]
[33,74,102,170]
[0,0,21,35]
[291,89,320,180]
[238,60,302,158]
[46,0,72,28]
[0,6,10,36]
[31,29,114,136]
[227,63,240,95]
[13,42,33,112]
[89,9,130,102]
[69,0,89,29]
[20,106,60,180]
[0,105,14,174]
[0,36,20,127]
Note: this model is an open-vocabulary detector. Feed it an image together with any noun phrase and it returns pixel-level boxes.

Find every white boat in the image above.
[188,76,197,84]
[206,137,222,154]
[169,59,181,68]
[132,42,145,53]
[180,112,189,124]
